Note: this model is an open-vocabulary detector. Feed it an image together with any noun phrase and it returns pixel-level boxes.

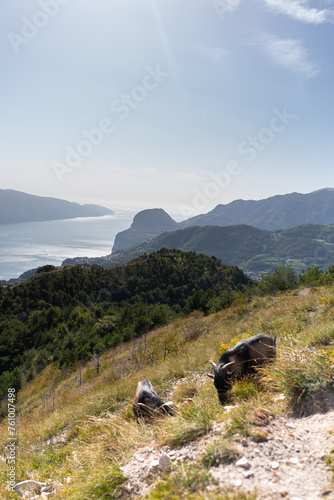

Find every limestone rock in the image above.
[236,456,251,470]
[14,480,47,498]
[270,461,280,470]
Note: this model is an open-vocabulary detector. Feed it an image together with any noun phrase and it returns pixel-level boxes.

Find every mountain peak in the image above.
[131,208,177,230]
[112,208,177,253]
[311,187,334,193]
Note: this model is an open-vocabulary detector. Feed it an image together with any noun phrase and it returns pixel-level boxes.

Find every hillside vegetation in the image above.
[0,252,334,500]
[0,272,334,498]
[0,250,251,400]
[66,223,334,276]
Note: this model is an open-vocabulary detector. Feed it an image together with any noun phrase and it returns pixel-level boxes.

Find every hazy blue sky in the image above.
[1,0,334,218]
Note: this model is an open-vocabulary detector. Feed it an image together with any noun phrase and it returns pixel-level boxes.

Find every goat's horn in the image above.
[209,361,217,371]
[221,361,235,373]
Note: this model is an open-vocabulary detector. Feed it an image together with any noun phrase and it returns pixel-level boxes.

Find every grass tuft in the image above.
[160,400,216,447]
[67,465,126,500]
[262,342,334,415]
[202,438,241,468]
[230,378,261,401]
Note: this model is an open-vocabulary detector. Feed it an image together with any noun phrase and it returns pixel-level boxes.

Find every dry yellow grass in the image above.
[0,286,333,498]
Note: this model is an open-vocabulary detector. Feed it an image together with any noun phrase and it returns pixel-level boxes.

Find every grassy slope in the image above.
[1,286,334,499]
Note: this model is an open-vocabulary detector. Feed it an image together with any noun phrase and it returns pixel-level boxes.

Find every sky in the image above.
[1,0,334,219]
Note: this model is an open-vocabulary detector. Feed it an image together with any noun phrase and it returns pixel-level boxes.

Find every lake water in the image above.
[0,212,134,280]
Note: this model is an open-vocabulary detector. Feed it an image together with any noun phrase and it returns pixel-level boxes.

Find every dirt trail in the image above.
[210,408,334,499]
[121,402,334,499]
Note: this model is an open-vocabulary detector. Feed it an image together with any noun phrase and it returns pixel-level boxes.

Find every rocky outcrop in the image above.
[12,479,64,498]
[112,208,177,253]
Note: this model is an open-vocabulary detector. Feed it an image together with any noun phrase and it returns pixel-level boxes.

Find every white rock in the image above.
[224,405,235,413]
[209,469,221,482]
[40,485,52,493]
[289,457,299,465]
[14,480,47,498]
[236,456,251,470]
[147,460,160,476]
[233,479,243,487]
[270,461,280,470]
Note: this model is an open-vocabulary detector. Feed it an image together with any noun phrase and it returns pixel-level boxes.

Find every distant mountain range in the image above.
[9,188,334,279]
[64,222,334,276]
[0,189,113,224]
[181,189,334,230]
[112,189,334,252]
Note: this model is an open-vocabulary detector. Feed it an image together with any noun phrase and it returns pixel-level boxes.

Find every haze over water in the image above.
[0,213,133,281]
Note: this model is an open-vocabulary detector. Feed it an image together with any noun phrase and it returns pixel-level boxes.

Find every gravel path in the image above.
[121,405,334,499]
[211,409,334,499]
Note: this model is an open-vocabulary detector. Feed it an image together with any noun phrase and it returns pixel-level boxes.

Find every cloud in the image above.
[170,170,206,184]
[86,163,206,184]
[210,0,241,19]
[263,0,334,24]
[255,34,320,79]
[192,45,229,63]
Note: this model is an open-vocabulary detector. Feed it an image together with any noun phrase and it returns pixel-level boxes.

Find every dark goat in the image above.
[208,333,276,404]
[133,380,175,421]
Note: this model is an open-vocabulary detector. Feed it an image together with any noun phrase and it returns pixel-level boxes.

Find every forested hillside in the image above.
[65,223,334,275]
[0,249,251,399]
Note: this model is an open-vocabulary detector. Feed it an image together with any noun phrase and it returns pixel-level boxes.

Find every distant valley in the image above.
[0,189,113,224]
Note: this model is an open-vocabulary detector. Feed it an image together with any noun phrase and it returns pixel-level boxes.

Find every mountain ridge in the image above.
[111,189,334,254]
[0,189,113,224]
[180,189,334,230]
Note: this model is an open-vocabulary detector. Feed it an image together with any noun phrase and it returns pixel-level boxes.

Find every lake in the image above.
[0,212,134,280]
